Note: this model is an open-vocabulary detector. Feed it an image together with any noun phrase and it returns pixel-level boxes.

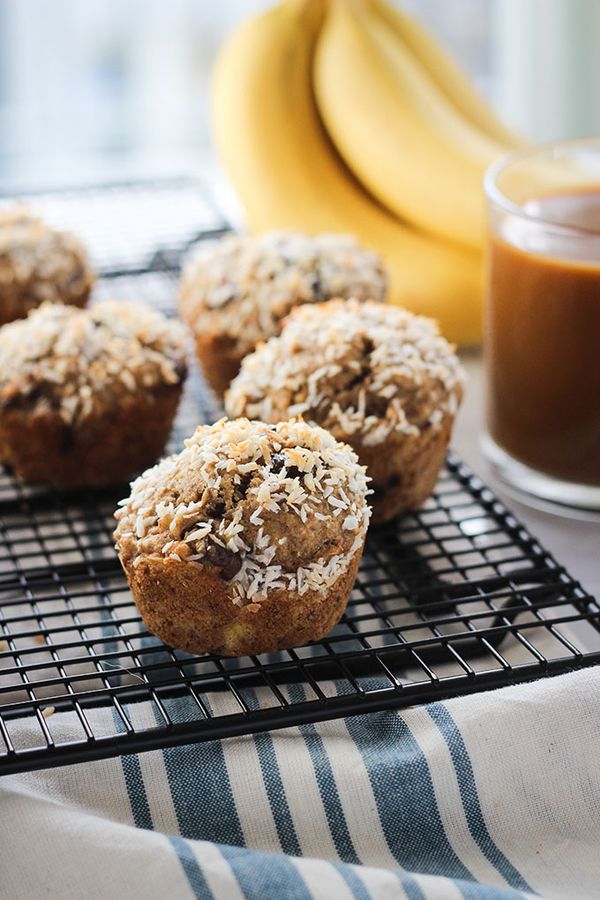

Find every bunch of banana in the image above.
[212,0,519,344]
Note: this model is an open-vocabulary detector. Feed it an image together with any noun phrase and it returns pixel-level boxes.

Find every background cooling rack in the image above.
[1,179,599,776]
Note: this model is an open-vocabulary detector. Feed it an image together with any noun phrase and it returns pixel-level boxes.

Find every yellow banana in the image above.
[371,0,520,150]
[212,0,482,344]
[314,0,488,250]
[363,6,509,169]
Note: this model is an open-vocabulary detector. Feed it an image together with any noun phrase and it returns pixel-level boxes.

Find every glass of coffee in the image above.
[484,138,600,511]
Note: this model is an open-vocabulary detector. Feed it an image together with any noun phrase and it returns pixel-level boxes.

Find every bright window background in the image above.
[0,0,598,190]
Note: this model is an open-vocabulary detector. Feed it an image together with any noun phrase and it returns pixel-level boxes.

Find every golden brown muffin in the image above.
[225,300,464,523]
[179,231,387,397]
[0,300,188,487]
[114,418,371,656]
[0,206,94,326]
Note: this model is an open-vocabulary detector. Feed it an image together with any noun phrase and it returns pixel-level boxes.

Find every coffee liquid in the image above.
[487,189,600,485]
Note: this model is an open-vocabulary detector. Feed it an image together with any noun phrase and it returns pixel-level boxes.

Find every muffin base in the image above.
[193,333,244,399]
[358,415,454,524]
[0,282,91,328]
[120,541,364,657]
[0,384,182,488]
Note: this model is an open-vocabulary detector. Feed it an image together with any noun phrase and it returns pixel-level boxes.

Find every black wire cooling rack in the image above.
[1,179,600,776]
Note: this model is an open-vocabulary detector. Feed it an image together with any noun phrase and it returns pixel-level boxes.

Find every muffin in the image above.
[0,300,188,487]
[179,231,387,397]
[114,417,371,657]
[225,300,464,523]
[0,206,94,326]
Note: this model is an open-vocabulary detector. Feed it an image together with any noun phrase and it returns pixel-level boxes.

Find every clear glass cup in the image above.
[483,138,600,512]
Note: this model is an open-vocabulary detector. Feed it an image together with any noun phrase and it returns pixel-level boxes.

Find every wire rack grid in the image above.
[0,180,599,776]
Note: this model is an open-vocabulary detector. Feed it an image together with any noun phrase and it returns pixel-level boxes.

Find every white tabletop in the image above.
[455,352,600,611]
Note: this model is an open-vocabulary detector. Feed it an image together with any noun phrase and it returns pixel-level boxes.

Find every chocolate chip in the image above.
[365,394,388,419]
[363,336,375,355]
[2,383,45,409]
[270,451,301,480]
[174,360,188,383]
[310,273,323,300]
[270,451,286,473]
[345,367,369,391]
[2,393,25,410]
[205,541,242,581]
[235,472,252,501]
[60,424,76,454]
[204,497,225,519]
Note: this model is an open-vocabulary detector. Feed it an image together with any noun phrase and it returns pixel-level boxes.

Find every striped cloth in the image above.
[2,666,599,900]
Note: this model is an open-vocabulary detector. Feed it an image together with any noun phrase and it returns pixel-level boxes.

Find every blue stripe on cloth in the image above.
[159,694,245,847]
[288,683,361,864]
[343,703,473,878]
[244,689,301,855]
[120,752,154,830]
[169,836,214,900]
[399,873,526,900]
[219,842,312,900]
[334,863,371,899]
[427,703,531,893]
[396,872,426,900]
[104,604,155,830]
[456,877,528,899]
[111,706,153,831]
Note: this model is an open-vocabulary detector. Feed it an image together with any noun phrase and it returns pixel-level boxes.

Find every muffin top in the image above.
[114,417,371,605]
[0,300,188,424]
[179,231,386,355]
[226,300,464,447]
[0,206,94,315]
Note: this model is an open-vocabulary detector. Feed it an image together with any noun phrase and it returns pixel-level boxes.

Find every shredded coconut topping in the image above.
[0,300,188,423]
[226,300,464,446]
[0,206,94,322]
[179,231,387,355]
[114,417,371,604]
